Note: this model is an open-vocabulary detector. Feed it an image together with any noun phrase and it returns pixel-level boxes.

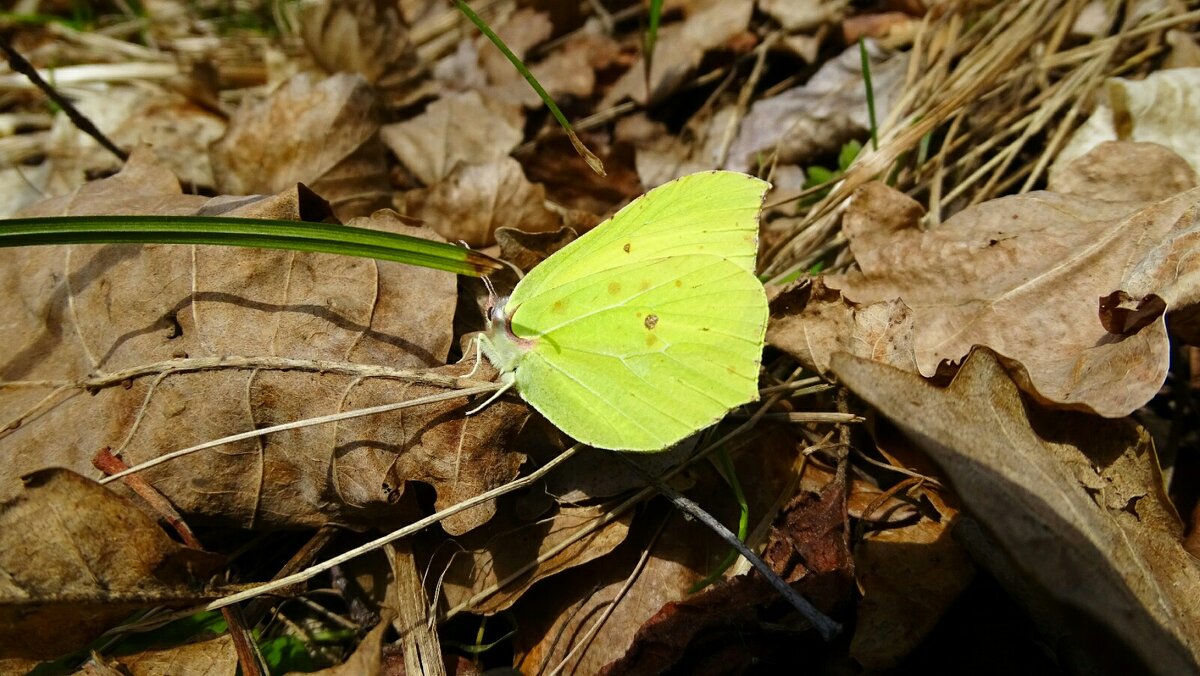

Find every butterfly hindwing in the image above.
[510,254,767,451]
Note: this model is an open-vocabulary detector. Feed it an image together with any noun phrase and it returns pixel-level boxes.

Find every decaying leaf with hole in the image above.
[776,181,1200,418]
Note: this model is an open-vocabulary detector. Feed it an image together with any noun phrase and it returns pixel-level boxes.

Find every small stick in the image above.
[611,452,842,641]
[0,36,128,162]
[93,448,264,676]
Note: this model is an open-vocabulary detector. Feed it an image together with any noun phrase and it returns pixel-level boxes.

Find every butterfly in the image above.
[476,171,770,451]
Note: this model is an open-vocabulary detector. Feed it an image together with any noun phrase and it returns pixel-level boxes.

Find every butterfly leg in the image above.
[465,373,516,415]
[462,334,485,379]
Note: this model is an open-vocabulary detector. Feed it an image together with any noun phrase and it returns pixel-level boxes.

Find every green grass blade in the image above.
[0,216,503,277]
[859,39,879,151]
[689,447,750,593]
[643,0,663,87]
[454,0,605,175]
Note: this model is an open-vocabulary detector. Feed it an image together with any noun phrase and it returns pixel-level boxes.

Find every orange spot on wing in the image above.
[552,299,568,313]
[645,333,659,347]
[608,281,621,295]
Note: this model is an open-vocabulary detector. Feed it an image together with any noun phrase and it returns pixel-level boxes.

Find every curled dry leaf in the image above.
[381,91,524,187]
[849,430,974,669]
[0,469,225,661]
[0,153,527,535]
[831,349,1200,674]
[785,181,1200,418]
[401,157,562,247]
[211,72,390,219]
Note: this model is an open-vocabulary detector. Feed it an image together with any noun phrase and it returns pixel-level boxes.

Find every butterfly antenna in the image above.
[481,275,498,318]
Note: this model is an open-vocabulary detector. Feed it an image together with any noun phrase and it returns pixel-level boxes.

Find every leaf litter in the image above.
[2,1,1200,673]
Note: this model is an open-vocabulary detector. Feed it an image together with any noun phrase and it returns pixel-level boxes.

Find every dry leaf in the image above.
[1048,141,1198,201]
[543,444,693,503]
[1051,67,1200,181]
[381,91,524,187]
[0,85,225,217]
[1164,29,1200,69]
[831,349,1200,674]
[400,157,561,247]
[601,0,755,107]
[623,106,742,186]
[431,501,632,615]
[495,225,578,273]
[477,8,553,84]
[798,458,919,525]
[0,469,224,661]
[849,428,974,669]
[594,459,852,674]
[484,30,611,109]
[113,635,237,676]
[0,154,526,535]
[290,617,389,676]
[298,0,415,85]
[211,72,390,219]
[759,0,841,31]
[725,42,906,171]
[517,430,805,673]
[798,182,1200,418]
[768,277,918,377]
[851,517,974,669]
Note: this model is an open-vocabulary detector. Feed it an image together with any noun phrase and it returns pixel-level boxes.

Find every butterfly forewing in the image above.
[507,172,769,311]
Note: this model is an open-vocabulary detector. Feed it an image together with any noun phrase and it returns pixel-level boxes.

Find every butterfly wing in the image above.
[507,171,769,310]
[510,254,767,451]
